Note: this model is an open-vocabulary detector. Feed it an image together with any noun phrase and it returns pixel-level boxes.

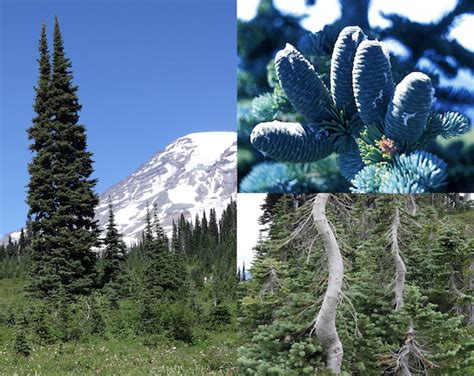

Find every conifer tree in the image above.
[27,22,57,297]
[142,208,185,301]
[238,194,473,374]
[101,201,126,291]
[26,18,99,298]
[171,220,179,253]
[209,208,219,246]
[13,314,31,357]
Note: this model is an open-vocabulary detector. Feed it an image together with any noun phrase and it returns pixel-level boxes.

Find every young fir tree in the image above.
[27,18,99,298]
[13,313,31,357]
[171,220,179,253]
[209,208,219,247]
[101,201,126,303]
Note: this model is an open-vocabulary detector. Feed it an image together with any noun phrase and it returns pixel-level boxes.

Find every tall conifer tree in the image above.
[27,22,58,297]
[27,18,99,297]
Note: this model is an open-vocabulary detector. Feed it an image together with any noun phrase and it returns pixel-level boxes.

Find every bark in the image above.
[398,321,415,376]
[395,320,437,375]
[391,206,406,311]
[312,194,344,374]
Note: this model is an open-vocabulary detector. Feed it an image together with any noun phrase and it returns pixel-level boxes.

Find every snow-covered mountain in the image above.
[95,132,236,244]
[1,132,237,245]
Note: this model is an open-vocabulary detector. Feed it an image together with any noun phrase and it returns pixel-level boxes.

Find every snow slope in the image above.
[1,132,237,246]
[94,132,237,245]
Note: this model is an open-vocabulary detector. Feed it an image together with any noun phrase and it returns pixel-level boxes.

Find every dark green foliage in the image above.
[101,202,126,290]
[13,314,31,357]
[27,18,98,298]
[99,202,127,307]
[210,304,232,327]
[238,194,473,374]
[31,305,54,345]
[162,303,195,343]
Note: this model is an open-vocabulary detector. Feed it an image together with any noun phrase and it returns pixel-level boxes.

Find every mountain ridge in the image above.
[1,131,237,245]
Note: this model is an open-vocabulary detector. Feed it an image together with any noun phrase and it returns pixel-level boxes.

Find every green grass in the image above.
[0,279,237,375]
[0,331,236,375]
[0,278,26,308]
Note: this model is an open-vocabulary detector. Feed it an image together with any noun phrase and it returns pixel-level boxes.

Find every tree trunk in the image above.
[391,206,406,311]
[312,194,344,374]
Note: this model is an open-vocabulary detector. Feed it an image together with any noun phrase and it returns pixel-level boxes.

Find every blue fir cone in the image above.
[385,72,433,144]
[330,26,367,115]
[250,121,333,163]
[275,44,333,123]
[352,40,394,125]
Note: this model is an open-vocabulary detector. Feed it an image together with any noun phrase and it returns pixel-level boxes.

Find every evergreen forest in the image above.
[0,18,237,375]
[238,193,473,375]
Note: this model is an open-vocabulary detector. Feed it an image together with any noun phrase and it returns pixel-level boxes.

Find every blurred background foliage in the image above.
[238,0,474,192]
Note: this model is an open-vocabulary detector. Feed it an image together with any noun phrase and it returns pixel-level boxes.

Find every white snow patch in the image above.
[168,184,198,204]
[115,204,140,227]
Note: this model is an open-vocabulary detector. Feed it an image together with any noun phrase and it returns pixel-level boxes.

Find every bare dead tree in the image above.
[259,264,283,299]
[311,193,344,374]
[449,272,474,325]
[389,205,406,311]
[379,320,437,375]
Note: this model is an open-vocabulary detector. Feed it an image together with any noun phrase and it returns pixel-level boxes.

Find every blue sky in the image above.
[0,0,236,234]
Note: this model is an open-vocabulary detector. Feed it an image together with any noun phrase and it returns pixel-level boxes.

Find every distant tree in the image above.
[171,220,179,253]
[101,200,126,299]
[5,235,16,258]
[209,208,219,247]
[142,207,185,301]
